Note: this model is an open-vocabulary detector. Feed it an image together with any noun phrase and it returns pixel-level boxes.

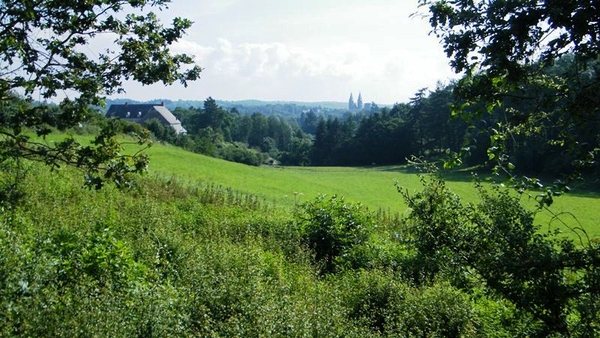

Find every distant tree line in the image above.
[12,54,597,181]
[105,98,352,119]
[308,86,464,167]
[138,97,312,166]
[309,56,600,182]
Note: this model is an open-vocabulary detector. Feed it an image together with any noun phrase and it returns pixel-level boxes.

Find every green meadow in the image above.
[33,133,600,238]
[145,142,600,239]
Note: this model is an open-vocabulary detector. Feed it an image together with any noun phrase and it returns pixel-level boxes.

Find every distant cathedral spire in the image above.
[348,92,376,111]
[357,92,363,110]
[349,93,357,110]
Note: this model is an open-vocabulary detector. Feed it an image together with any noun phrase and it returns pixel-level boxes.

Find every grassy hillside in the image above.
[144,142,600,239]
[32,133,600,238]
[0,162,506,337]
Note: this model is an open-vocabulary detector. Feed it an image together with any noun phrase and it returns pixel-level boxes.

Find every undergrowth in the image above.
[0,161,597,336]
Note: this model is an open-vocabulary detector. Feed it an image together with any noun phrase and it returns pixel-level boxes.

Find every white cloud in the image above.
[167,37,454,103]
[113,1,457,104]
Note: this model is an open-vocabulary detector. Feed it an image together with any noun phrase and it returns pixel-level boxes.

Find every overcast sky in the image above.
[111,0,458,105]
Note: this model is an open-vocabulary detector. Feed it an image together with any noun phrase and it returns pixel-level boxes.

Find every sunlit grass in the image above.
[36,132,600,239]
[142,141,599,239]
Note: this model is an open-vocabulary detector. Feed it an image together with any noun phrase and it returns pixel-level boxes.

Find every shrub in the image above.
[338,270,483,336]
[219,143,263,166]
[401,173,600,337]
[51,223,147,289]
[385,282,479,337]
[398,174,472,285]
[295,195,372,273]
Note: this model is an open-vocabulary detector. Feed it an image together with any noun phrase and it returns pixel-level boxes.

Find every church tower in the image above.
[357,92,363,110]
[349,93,357,110]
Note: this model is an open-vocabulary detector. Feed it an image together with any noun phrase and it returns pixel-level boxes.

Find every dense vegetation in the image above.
[1,0,599,336]
[1,158,598,336]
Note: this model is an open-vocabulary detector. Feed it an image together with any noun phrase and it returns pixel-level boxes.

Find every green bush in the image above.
[50,224,147,289]
[339,234,409,272]
[385,282,479,337]
[219,142,263,166]
[338,270,486,337]
[401,174,600,337]
[296,195,373,273]
[398,174,472,285]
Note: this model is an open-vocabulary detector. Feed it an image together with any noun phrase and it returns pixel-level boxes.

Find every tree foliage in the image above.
[171,101,310,166]
[420,0,599,76]
[418,0,600,195]
[0,0,201,194]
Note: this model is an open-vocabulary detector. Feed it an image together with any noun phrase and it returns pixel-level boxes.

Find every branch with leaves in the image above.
[418,0,600,197]
[0,0,201,199]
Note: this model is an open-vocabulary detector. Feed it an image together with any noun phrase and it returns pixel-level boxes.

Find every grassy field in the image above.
[36,133,600,238]
[0,153,521,336]
[143,142,600,239]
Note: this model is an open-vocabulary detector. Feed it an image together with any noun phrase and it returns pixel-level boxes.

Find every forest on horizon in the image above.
[102,54,599,191]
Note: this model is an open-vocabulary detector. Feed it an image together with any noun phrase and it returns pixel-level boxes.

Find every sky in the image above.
[111,0,458,105]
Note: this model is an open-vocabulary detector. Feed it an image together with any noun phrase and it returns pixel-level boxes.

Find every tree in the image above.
[420,0,599,78]
[248,113,268,149]
[352,110,411,166]
[0,0,201,194]
[201,97,231,138]
[231,114,253,144]
[280,135,312,166]
[144,118,175,143]
[418,0,600,197]
[310,117,350,166]
[300,109,319,134]
[413,3,600,335]
[407,88,429,156]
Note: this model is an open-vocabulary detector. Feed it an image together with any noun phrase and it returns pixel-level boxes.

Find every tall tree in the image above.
[353,109,411,165]
[231,114,253,144]
[248,113,268,149]
[300,110,319,134]
[407,88,429,156]
[311,118,330,165]
[0,0,201,192]
[419,0,600,196]
[200,97,231,140]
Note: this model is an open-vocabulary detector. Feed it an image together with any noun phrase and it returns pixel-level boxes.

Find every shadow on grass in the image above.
[371,165,484,183]
[370,165,600,199]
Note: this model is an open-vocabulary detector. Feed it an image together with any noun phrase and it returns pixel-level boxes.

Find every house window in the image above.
[126,111,130,117]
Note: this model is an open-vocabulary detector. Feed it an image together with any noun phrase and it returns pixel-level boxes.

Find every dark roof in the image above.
[106,103,187,134]
[106,104,157,119]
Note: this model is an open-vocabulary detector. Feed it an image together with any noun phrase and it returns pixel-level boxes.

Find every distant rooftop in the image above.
[106,103,186,134]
